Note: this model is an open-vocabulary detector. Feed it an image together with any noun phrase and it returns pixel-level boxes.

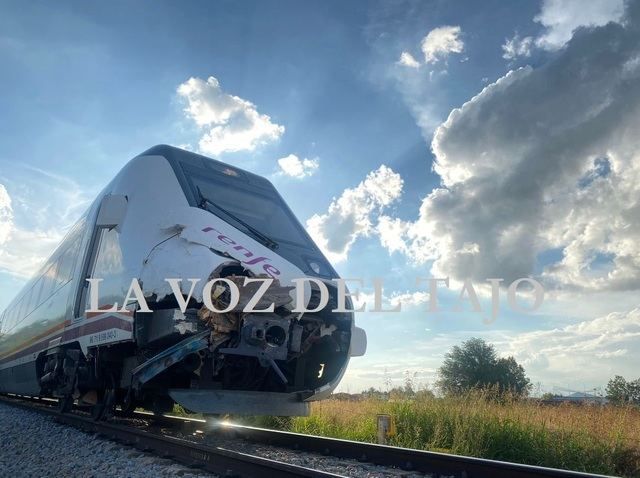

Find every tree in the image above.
[606,375,640,405]
[541,392,561,400]
[436,338,531,396]
[494,356,531,395]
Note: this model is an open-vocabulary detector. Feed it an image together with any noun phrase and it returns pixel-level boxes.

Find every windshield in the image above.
[189,175,310,247]
[196,186,280,250]
[180,163,336,278]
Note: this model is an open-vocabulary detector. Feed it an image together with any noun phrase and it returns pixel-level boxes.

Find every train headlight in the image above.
[265,325,287,347]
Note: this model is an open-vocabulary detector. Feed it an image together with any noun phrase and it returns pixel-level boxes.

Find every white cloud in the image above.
[502,34,534,60]
[0,185,12,248]
[0,227,65,278]
[596,348,628,359]
[388,30,460,141]
[352,289,430,312]
[388,290,430,308]
[277,154,319,179]
[0,169,89,278]
[339,307,640,392]
[500,0,624,61]
[500,308,640,384]
[177,76,285,156]
[306,165,403,263]
[379,3,640,292]
[534,0,624,50]
[398,51,420,68]
[377,215,413,256]
[421,26,464,64]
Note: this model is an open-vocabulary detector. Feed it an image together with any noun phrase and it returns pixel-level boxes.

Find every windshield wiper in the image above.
[196,186,279,250]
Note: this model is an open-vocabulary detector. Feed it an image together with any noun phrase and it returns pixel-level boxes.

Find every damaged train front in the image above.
[131,223,364,416]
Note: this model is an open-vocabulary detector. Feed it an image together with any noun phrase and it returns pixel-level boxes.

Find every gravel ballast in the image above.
[0,401,432,477]
[0,402,214,478]
[170,421,431,478]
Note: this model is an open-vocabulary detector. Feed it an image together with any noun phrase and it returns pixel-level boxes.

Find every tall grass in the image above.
[248,393,640,477]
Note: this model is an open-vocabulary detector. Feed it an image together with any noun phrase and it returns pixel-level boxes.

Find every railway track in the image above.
[0,394,616,478]
[0,394,340,478]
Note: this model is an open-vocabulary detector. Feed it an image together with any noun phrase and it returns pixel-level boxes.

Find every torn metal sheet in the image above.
[139,206,311,310]
[131,330,210,388]
[201,274,294,312]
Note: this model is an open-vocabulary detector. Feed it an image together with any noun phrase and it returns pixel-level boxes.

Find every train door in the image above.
[73,194,128,321]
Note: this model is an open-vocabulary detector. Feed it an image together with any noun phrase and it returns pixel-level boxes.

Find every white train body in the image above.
[0,145,366,416]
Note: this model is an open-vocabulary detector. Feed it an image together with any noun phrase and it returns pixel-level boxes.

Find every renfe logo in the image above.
[202,226,281,278]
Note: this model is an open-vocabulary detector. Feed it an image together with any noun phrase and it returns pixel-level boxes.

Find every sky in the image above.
[1,0,639,396]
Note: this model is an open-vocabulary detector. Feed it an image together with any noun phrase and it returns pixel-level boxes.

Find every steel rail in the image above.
[130,412,616,478]
[2,394,618,478]
[218,424,615,478]
[0,395,344,478]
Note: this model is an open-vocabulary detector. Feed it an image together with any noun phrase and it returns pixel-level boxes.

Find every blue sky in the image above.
[1,0,639,395]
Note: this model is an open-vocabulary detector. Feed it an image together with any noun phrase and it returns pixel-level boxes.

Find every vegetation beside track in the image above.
[233,394,640,477]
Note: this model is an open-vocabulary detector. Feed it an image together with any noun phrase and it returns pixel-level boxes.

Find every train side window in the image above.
[10,307,19,331]
[30,280,42,314]
[57,247,74,285]
[67,235,82,279]
[15,298,25,325]
[22,287,34,319]
[10,284,38,329]
[1,310,9,334]
[82,227,124,313]
[41,261,58,301]
[91,228,124,279]
[58,233,82,285]
[31,277,44,310]
[4,310,11,333]
[5,308,13,332]
[2,309,12,334]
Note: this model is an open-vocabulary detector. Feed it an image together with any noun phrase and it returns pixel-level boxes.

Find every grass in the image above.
[238,394,640,477]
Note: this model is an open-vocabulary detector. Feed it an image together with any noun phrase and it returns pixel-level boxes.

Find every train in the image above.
[0,145,366,419]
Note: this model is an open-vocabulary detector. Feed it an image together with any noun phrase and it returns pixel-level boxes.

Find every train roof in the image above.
[138,145,271,186]
[0,145,298,327]
[136,144,279,212]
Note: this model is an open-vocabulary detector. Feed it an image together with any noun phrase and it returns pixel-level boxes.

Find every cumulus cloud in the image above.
[501,308,640,383]
[380,2,640,292]
[421,26,464,64]
[353,289,430,312]
[0,227,65,278]
[0,169,89,278]
[534,0,624,50]
[398,51,420,68]
[340,307,640,391]
[501,0,624,60]
[502,34,534,60]
[307,165,403,262]
[0,185,12,248]
[177,76,285,156]
[277,154,319,179]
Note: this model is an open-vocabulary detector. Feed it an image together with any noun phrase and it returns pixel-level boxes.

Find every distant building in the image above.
[547,392,608,405]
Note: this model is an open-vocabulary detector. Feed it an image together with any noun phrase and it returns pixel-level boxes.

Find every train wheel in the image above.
[56,366,77,414]
[151,395,174,416]
[58,395,73,414]
[91,372,117,421]
[119,389,137,417]
[91,395,106,421]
